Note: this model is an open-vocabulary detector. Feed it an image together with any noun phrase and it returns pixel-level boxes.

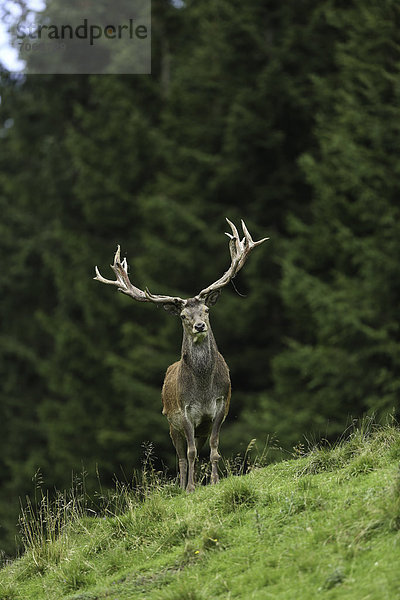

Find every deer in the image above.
[94,218,268,492]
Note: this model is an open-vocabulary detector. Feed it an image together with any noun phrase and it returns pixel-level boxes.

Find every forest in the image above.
[0,0,399,554]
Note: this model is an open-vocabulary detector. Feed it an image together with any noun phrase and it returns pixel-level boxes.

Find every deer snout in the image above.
[194,322,206,333]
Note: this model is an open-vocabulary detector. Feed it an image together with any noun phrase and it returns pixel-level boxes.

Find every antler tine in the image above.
[197,218,269,299]
[94,246,146,301]
[94,246,185,307]
[94,264,118,286]
[225,217,240,242]
[94,245,122,288]
[114,244,121,265]
[241,219,252,245]
[241,219,269,247]
[237,219,269,270]
[225,217,243,263]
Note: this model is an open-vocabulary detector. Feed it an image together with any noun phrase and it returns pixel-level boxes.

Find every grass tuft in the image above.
[322,566,346,590]
[383,464,400,531]
[157,581,206,600]
[389,439,400,460]
[345,452,376,478]
[67,594,98,600]
[218,477,258,511]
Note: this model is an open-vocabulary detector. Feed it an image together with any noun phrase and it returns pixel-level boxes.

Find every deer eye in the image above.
[204,307,209,313]
[181,314,187,320]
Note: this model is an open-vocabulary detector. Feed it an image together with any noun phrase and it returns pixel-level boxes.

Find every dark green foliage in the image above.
[270,0,400,444]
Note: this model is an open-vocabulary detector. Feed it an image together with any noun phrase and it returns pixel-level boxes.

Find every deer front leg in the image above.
[183,418,197,493]
[170,426,187,490]
[210,401,226,485]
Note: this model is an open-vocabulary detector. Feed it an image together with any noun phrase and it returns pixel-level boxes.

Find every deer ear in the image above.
[204,290,221,307]
[163,303,182,316]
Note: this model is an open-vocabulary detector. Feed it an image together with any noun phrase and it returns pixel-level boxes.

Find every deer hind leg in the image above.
[170,426,187,490]
[209,403,226,485]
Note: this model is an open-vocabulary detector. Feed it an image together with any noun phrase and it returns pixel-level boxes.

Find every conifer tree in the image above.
[272,0,400,444]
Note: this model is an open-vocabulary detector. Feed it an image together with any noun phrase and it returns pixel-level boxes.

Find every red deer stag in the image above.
[94,219,268,492]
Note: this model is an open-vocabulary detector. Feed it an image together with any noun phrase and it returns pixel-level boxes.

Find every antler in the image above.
[94,245,185,309]
[95,220,268,308]
[196,218,269,299]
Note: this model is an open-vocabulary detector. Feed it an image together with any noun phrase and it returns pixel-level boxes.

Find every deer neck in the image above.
[181,328,218,376]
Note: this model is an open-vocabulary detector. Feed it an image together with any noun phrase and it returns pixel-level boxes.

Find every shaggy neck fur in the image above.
[181,327,218,377]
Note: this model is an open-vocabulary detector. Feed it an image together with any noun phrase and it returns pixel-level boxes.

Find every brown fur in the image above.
[161,297,231,492]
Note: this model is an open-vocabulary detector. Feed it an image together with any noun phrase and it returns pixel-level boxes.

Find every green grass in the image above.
[1,422,400,599]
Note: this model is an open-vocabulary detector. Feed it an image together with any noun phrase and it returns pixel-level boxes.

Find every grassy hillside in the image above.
[1,423,400,600]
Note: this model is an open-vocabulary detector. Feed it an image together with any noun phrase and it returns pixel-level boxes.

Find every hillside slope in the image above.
[1,425,400,600]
